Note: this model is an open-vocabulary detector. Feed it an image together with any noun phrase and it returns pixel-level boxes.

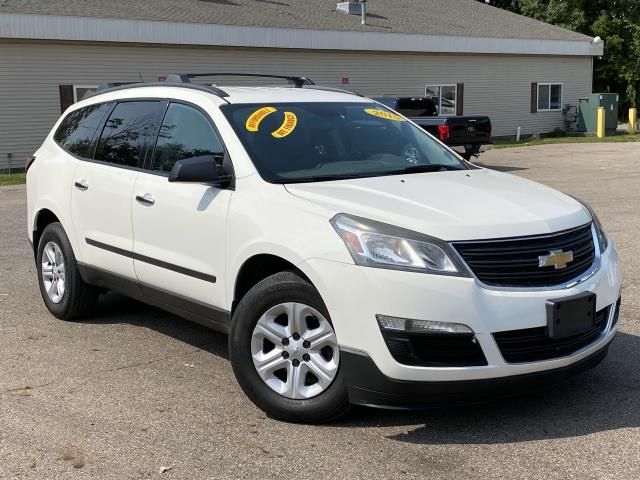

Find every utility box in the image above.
[577,93,619,133]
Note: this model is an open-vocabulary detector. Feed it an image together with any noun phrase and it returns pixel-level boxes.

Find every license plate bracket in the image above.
[546,292,597,339]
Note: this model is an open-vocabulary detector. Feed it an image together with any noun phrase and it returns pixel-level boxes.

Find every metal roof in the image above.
[0,0,591,42]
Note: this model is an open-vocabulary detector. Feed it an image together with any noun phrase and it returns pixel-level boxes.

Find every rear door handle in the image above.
[74,180,88,191]
[135,194,155,206]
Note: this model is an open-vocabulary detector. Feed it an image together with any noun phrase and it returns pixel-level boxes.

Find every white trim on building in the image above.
[0,13,605,57]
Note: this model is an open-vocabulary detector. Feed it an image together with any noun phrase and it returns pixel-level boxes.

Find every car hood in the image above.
[284,168,591,241]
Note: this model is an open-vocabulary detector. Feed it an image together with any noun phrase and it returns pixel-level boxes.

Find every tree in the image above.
[482,0,640,111]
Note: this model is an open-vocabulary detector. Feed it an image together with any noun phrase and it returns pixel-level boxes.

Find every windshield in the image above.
[221,102,467,183]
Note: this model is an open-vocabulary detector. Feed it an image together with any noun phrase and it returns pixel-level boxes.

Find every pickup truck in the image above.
[373,96,492,160]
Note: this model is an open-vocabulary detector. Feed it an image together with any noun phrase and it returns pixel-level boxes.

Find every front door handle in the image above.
[74,180,88,191]
[135,194,155,206]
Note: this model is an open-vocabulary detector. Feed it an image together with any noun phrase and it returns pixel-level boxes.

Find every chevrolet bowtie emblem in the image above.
[538,249,574,270]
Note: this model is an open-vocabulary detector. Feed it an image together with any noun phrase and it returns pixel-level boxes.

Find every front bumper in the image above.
[450,144,491,155]
[341,343,611,409]
[301,242,621,389]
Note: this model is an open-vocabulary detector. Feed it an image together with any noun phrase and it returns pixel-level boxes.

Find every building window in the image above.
[537,83,563,111]
[73,85,98,103]
[425,85,457,116]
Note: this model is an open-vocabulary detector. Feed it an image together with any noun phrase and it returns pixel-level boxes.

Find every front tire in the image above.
[36,222,99,320]
[229,271,350,423]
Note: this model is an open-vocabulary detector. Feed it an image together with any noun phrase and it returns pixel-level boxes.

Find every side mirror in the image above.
[168,155,232,186]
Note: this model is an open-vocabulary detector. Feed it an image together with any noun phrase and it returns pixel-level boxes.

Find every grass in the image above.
[0,173,26,186]
[61,445,85,469]
[493,133,640,149]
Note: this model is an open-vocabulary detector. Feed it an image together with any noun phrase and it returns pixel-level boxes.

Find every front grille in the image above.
[452,224,596,288]
[381,331,487,367]
[493,306,610,363]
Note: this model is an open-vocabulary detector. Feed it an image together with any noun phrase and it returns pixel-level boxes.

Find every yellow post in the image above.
[597,107,606,138]
[629,108,637,134]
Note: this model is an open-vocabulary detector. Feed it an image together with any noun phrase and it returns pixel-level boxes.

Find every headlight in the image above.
[575,199,608,254]
[330,213,470,276]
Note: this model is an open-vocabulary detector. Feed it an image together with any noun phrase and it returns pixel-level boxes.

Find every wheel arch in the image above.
[231,253,313,314]
[30,189,82,261]
[32,208,62,257]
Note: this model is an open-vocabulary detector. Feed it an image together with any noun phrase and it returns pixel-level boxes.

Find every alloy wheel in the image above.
[41,241,66,304]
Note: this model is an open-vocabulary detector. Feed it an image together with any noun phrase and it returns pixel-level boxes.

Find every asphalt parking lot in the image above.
[1,142,639,479]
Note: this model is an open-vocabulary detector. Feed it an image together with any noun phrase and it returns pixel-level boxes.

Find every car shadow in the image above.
[79,292,229,360]
[473,162,529,172]
[336,331,640,444]
[82,294,639,444]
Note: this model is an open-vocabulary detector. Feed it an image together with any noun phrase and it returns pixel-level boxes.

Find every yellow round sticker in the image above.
[246,106,277,132]
[271,111,298,138]
[364,108,406,122]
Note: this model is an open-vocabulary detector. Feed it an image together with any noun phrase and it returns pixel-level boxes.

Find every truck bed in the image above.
[373,96,492,159]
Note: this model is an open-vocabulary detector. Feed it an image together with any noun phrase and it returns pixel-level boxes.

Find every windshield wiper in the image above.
[282,173,376,183]
[387,164,466,174]
[280,165,465,183]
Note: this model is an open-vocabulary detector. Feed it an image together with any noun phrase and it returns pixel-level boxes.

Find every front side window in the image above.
[222,102,467,183]
[94,101,163,168]
[425,85,457,116]
[54,102,112,158]
[537,83,563,111]
[152,103,225,174]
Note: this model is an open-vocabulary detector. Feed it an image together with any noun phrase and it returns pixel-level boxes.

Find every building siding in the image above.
[0,41,593,170]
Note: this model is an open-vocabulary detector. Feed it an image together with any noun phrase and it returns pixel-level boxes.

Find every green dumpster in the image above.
[577,93,619,133]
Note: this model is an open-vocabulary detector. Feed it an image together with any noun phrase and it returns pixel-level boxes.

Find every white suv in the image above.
[27,74,622,423]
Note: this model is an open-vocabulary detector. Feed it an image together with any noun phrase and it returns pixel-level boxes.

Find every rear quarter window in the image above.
[54,103,112,158]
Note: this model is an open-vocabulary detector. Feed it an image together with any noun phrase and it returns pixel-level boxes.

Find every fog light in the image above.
[376,314,473,335]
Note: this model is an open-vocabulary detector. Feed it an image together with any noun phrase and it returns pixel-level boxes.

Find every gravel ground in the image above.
[1,142,639,479]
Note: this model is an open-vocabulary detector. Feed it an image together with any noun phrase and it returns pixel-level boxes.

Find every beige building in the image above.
[0,0,604,171]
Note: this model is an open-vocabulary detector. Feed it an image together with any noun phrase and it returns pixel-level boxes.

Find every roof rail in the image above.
[300,85,365,98]
[160,72,315,88]
[88,75,359,102]
[89,82,230,100]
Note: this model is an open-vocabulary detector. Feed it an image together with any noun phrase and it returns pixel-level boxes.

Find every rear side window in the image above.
[152,103,225,174]
[54,103,111,158]
[94,101,163,168]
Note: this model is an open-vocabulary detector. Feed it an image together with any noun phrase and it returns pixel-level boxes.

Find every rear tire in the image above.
[36,222,99,320]
[229,271,350,423]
